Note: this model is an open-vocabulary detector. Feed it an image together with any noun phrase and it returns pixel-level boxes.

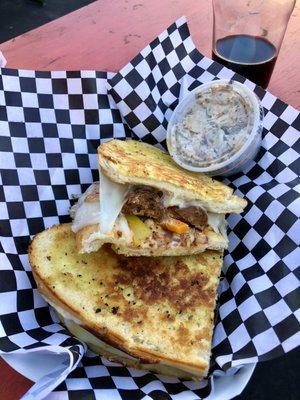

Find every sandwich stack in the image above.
[29,139,247,380]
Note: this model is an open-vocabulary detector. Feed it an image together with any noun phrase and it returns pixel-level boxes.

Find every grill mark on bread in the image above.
[114,257,214,312]
[176,326,190,346]
[121,306,148,323]
[195,328,210,342]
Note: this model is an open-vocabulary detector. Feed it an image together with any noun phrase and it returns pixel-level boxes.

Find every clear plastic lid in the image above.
[167,80,263,176]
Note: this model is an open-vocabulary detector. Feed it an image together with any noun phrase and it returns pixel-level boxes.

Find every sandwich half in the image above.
[71,139,247,256]
[29,223,223,380]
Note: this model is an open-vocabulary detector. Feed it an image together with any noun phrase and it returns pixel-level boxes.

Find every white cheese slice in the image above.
[207,213,227,237]
[114,214,133,244]
[71,180,132,243]
[71,184,100,233]
[162,193,206,208]
[99,168,129,234]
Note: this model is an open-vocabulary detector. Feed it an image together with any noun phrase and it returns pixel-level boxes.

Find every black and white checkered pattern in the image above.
[0,17,299,400]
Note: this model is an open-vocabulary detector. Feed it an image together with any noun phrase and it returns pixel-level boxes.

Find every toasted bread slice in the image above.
[98,140,247,214]
[29,224,223,379]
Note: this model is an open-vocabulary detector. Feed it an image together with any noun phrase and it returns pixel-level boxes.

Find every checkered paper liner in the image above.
[0,16,299,400]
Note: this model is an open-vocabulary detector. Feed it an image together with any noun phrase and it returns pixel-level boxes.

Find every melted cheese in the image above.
[115,214,133,244]
[207,213,227,237]
[72,184,100,233]
[71,178,132,242]
[163,193,206,209]
[99,168,129,234]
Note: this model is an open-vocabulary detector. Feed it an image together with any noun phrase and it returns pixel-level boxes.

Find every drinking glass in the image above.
[212,0,296,88]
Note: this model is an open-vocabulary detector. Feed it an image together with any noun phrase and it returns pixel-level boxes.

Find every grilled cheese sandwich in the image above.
[29,223,223,380]
[71,140,247,256]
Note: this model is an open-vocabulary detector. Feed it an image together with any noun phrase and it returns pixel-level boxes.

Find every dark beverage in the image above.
[212,34,277,89]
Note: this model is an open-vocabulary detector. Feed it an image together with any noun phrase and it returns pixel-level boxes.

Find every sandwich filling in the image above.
[71,175,227,252]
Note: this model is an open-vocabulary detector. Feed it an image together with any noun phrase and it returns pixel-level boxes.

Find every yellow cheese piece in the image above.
[125,215,151,246]
[161,218,189,234]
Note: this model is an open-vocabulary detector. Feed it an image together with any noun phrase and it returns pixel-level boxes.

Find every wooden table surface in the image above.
[0,0,299,399]
[1,0,300,107]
